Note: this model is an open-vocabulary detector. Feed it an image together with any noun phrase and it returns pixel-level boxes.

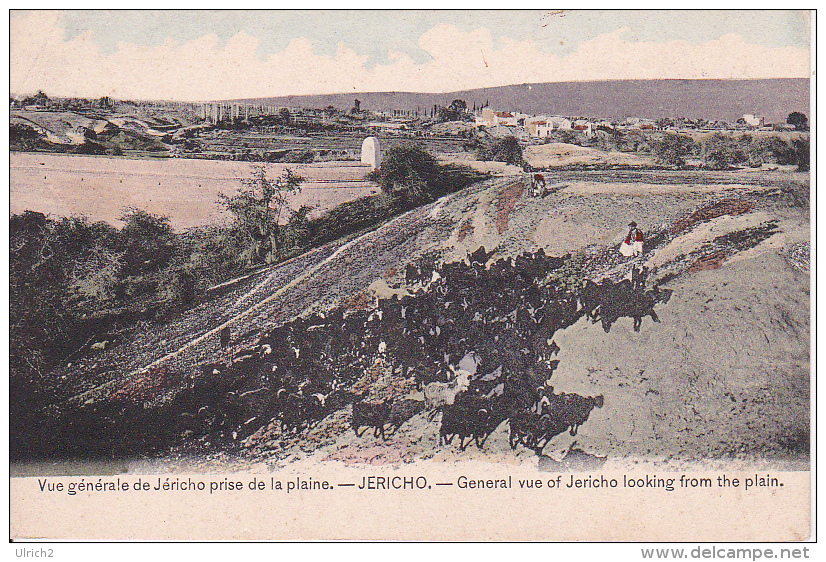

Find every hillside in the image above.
[232,78,810,123]
[22,165,810,473]
[10,110,171,155]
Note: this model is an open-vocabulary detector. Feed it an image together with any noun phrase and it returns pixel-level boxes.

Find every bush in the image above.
[156,266,198,310]
[734,135,762,168]
[118,208,175,275]
[754,136,797,165]
[316,149,486,246]
[72,141,107,155]
[69,245,123,302]
[307,193,392,245]
[702,133,744,170]
[282,205,312,253]
[10,123,49,151]
[178,225,247,287]
[548,130,577,145]
[368,145,440,194]
[651,133,695,167]
[476,136,523,165]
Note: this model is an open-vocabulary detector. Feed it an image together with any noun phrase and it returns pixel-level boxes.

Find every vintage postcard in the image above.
[9,9,812,542]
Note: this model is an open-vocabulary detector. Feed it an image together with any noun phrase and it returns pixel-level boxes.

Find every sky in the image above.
[9,10,811,102]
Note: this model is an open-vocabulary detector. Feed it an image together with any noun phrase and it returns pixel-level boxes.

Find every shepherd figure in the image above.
[531,173,546,197]
[620,221,644,257]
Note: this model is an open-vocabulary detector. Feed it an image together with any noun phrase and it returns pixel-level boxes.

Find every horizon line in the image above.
[11,77,810,106]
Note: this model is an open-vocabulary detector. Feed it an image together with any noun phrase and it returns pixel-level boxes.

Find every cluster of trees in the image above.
[701,134,808,170]
[437,100,472,122]
[11,90,122,112]
[786,111,808,131]
[648,132,807,171]
[10,209,244,369]
[9,207,255,452]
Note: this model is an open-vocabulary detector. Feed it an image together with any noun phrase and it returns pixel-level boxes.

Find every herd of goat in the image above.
[53,245,670,458]
[139,245,671,457]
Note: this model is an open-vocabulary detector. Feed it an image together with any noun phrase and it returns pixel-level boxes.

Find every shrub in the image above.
[476,136,523,165]
[754,136,797,166]
[282,150,315,163]
[72,141,107,155]
[307,194,391,245]
[548,130,577,145]
[9,123,48,151]
[735,135,763,168]
[702,133,744,170]
[282,205,312,253]
[156,266,198,309]
[69,245,123,302]
[368,145,440,194]
[651,133,696,167]
[179,226,247,287]
[118,208,175,275]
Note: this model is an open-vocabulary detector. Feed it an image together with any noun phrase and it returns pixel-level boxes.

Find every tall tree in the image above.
[449,99,467,113]
[279,107,292,125]
[219,165,303,265]
[787,112,808,131]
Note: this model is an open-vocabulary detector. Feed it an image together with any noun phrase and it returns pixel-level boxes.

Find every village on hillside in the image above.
[10,90,808,165]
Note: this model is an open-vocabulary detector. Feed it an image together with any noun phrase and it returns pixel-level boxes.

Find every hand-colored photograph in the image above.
[9,9,812,541]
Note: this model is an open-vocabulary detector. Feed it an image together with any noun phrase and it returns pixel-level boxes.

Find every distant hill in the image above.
[231,79,809,124]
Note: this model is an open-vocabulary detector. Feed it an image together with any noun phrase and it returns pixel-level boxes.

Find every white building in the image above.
[475,108,531,128]
[526,116,572,137]
[743,114,764,128]
[572,120,595,137]
[361,137,381,170]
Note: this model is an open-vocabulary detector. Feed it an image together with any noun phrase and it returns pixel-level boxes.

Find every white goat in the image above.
[424,369,471,420]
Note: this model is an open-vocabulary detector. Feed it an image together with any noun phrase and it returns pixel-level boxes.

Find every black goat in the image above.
[388,398,425,434]
[352,396,394,439]
[440,394,503,451]
[547,393,605,436]
[601,285,673,333]
[278,392,329,434]
[511,391,605,454]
